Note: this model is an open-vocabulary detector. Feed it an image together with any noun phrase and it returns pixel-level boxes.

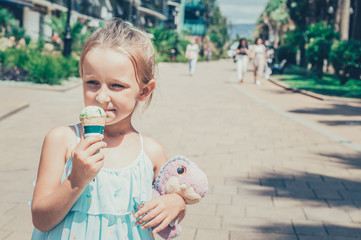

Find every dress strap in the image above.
[74,124,81,143]
[138,132,144,152]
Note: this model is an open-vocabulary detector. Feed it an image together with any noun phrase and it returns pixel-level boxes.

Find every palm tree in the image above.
[340,0,351,40]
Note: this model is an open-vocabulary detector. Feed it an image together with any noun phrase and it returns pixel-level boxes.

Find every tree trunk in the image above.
[351,0,361,40]
[340,0,351,40]
[334,0,342,32]
[300,44,307,68]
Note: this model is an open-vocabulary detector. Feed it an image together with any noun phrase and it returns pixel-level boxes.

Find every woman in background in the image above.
[252,37,267,85]
[236,38,249,83]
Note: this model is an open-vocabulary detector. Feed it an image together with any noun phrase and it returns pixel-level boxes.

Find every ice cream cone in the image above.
[79,106,106,138]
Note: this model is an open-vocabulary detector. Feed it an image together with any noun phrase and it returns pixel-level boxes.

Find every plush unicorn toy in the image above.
[152,155,208,239]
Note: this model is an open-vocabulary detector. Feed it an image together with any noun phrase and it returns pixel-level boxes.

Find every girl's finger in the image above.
[85,141,107,156]
[136,206,162,225]
[88,151,105,163]
[80,134,104,150]
[135,201,157,218]
[152,217,172,234]
[140,213,166,230]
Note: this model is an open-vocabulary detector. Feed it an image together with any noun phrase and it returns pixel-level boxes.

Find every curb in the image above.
[268,78,324,100]
[0,101,29,121]
[0,77,82,92]
[268,77,361,103]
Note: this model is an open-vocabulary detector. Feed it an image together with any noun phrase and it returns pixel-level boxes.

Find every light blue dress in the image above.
[32,125,155,240]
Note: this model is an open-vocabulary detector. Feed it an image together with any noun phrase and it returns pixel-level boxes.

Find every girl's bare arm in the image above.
[135,137,186,234]
[31,127,106,232]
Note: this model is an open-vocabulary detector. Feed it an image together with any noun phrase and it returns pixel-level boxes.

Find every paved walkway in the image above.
[0,60,360,240]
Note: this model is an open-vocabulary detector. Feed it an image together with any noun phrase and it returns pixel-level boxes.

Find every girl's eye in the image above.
[86,80,99,86]
[111,84,125,88]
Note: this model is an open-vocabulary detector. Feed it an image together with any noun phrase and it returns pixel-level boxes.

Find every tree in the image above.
[340,0,351,40]
[202,0,228,57]
[257,0,290,48]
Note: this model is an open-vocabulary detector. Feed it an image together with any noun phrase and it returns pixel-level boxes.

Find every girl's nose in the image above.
[96,90,110,103]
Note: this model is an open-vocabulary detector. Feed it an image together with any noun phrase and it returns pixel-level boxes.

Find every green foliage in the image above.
[0,8,16,29]
[261,0,289,23]
[0,8,30,43]
[148,27,190,62]
[276,44,297,64]
[329,40,361,85]
[305,22,339,78]
[203,0,228,55]
[306,38,330,78]
[0,48,29,69]
[47,13,92,53]
[307,22,340,41]
[286,0,309,26]
[273,72,361,99]
[0,48,79,85]
[281,28,306,48]
[26,52,79,84]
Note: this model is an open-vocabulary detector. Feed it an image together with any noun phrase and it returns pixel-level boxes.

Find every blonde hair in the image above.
[79,20,156,105]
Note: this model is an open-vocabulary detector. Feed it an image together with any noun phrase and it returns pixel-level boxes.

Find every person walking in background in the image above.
[203,35,213,62]
[251,37,267,85]
[235,38,249,83]
[186,39,199,76]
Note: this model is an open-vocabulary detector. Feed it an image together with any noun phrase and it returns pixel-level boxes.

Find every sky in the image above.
[217,0,269,24]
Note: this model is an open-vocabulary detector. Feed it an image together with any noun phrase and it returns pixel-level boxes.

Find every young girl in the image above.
[31,20,186,239]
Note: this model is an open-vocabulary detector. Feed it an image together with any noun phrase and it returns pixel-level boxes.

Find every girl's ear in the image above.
[138,79,156,101]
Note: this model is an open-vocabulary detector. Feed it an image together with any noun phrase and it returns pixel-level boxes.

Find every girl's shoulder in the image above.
[44,124,80,160]
[141,136,167,175]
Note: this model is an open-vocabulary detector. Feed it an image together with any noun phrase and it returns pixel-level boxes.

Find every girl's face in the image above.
[257,38,263,45]
[241,40,247,46]
[82,47,154,126]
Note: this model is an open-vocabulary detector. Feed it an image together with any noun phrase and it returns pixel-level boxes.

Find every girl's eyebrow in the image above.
[83,74,97,79]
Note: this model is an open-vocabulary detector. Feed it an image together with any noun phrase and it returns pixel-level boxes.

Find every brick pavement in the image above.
[0,60,360,240]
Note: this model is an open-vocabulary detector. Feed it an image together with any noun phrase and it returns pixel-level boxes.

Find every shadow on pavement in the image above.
[227,152,361,238]
[289,104,361,116]
[319,120,361,126]
[254,223,361,239]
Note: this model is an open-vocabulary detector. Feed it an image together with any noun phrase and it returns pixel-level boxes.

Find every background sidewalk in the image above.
[0,60,360,240]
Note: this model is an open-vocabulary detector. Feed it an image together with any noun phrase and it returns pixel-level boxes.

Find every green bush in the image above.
[0,48,79,85]
[306,38,331,78]
[26,53,63,84]
[305,22,339,78]
[0,48,29,68]
[276,44,297,64]
[329,39,361,85]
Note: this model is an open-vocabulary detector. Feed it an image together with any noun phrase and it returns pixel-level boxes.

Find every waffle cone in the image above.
[81,117,106,126]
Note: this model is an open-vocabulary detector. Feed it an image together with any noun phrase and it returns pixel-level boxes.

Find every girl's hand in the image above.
[68,134,107,187]
[134,193,186,235]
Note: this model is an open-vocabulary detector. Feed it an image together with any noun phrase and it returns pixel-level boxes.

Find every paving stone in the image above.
[231,231,298,240]
[222,217,294,234]
[324,222,361,237]
[246,206,306,220]
[313,188,343,200]
[292,220,328,236]
[303,207,352,222]
[181,215,222,229]
[195,229,229,240]
[0,230,11,239]
[216,205,245,218]
[339,190,361,201]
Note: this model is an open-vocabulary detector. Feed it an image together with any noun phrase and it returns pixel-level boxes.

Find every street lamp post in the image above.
[63,0,72,57]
